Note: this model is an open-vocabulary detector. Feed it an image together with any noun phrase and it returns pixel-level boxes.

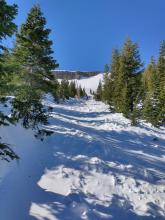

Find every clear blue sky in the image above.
[6,0,165,71]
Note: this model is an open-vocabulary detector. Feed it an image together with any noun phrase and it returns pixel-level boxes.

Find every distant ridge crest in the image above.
[52,70,102,80]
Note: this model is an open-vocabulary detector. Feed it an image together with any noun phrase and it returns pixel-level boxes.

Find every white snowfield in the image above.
[0,75,165,220]
[58,73,104,95]
[74,73,104,94]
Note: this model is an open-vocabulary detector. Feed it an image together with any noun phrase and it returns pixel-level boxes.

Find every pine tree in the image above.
[102,72,110,102]
[157,41,165,125]
[158,41,165,86]
[102,49,121,111]
[143,58,160,126]
[0,0,17,55]
[82,88,86,97]
[118,38,143,117]
[95,80,103,101]
[10,4,60,130]
[0,0,18,161]
[104,64,110,73]
[77,85,82,98]
[69,81,77,98]
[79,86,85,98]
[59,79,70,100]
[0,0,17,92]
[109,49,121,110]
[13,5,59,92]
[130,71,143,125]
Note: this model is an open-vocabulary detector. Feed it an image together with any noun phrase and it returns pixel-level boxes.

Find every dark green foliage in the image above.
[69,81,77,97]
[102,49,121,111]
[98,38,165,126]
[95,38,165,126]
[58,79,70,100]
[142,59,160,126]
[118,39,143,117]
[82,88,86,97]
[104,64,110,74]
[0,0,18,94]
[158,41,165,87]
[12,88,48,129]
[77,85,86,98]
[14,5,58,73]
[0,4,59,161]
[0,0,17,53]
[13,4,59,97]
[0,0,18,161]
[157,41,165,125]
[9,4,59,135]
[94,80,103,101]
[98,38,143,121]
[142,43,165,126]
[57,79,86,100]
[102,73,111,103]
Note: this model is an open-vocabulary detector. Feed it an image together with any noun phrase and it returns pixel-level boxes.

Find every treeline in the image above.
[0,1,86,161]
[95,38,165,127]
[55,79,86,101]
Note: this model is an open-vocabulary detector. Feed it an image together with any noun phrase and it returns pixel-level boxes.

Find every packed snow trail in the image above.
[0,98,165,220]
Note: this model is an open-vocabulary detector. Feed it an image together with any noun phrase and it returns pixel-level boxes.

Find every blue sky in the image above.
[6,0,165,71]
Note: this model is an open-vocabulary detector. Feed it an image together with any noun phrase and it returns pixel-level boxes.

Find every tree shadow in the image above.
[47,108,165,184]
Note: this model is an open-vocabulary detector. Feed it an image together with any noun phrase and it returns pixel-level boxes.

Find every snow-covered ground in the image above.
[74,73,104,94]
[0,96,165,220]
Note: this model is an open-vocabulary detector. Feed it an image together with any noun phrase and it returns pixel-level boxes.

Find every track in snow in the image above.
[0,98,165,220]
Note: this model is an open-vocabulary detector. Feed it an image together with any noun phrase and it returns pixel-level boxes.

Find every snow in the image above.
[74,73,104,94]
[0,84,165,219]
[58,73,104,95]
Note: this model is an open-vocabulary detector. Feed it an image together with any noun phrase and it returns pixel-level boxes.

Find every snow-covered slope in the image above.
[58,73,104,95]
[74,73,104,94]
[0,97,165,220]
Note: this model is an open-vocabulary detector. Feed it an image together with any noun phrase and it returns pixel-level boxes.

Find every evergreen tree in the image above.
[158,41,165,86]
[95,80,103,101]
[0,0,17,55]
[109,49,121,110]
[10,4,59,131]
[9,5,59,147]
[77,85,81,98]
[13,5,59,93]
[104,64,110,73]
[69,81,77,98]
[82,88,86,97]
[130,72,143,125]
[59,79,70,100]
[0,0,18,161]
[75,84,85,98]
[143,58,160,126]
[0,0,17,92]
[79,86,85,98]
[12,87,48,129]
[96,39,164,126]
[157,41,165,125]
[102,72,110,102]
[118,38,143,117]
